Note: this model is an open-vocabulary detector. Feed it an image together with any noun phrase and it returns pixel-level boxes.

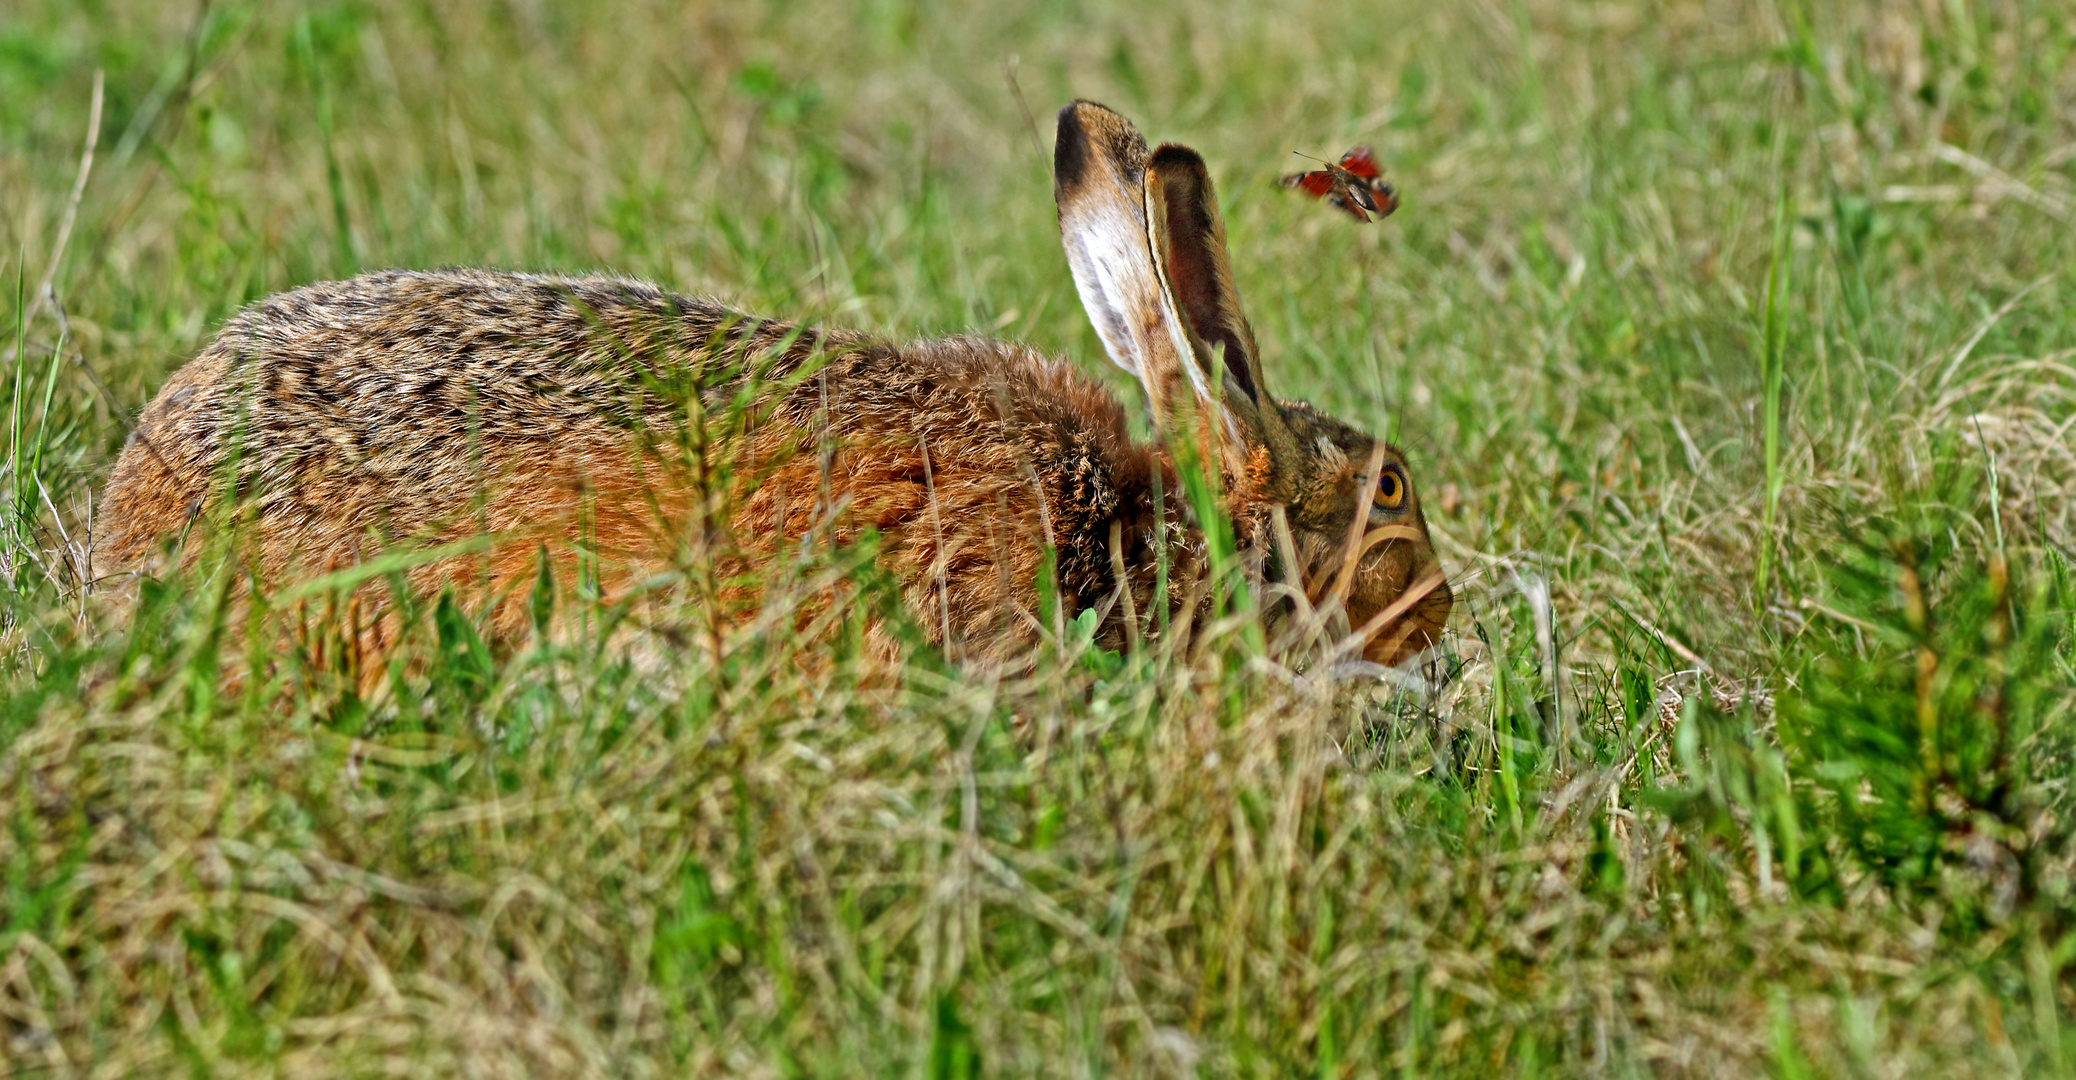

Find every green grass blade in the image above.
[1755,164,1792,607]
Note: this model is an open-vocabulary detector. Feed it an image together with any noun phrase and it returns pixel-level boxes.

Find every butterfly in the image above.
[1281,146,1400,223]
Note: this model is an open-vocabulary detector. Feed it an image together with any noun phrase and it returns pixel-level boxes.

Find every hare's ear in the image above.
[1144,144,1299,471]
[1053,101,1218,434]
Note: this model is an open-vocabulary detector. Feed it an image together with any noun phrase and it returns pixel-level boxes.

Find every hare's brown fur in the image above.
[98,269,1186,663]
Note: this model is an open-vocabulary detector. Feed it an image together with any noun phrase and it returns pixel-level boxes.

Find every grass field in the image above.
[4,0,2076,1075]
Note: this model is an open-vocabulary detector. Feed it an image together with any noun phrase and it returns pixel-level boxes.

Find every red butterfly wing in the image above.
[1364,177,1400,218]
[1282,169,1338,198]
[1335,146,1381,180]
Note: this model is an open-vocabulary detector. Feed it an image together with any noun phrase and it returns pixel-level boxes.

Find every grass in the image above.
[3,0,2075,1075]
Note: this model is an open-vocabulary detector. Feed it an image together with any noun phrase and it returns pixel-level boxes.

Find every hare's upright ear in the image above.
[1143,144,1299,474]
[1053,101,1218,436]
[1056,102,1294,478]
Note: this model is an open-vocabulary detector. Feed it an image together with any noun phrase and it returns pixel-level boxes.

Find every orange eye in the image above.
[1376,469,1407,510]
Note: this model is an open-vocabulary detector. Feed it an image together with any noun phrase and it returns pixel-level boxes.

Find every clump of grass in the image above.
[1779,469,2075,925]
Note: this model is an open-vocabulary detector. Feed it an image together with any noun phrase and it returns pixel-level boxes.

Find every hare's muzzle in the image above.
[1350,553,1452,669]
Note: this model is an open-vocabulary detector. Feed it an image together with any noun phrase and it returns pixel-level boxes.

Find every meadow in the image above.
[3,0,2075,1075]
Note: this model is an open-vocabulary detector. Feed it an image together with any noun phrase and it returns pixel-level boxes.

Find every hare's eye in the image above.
[1375,469,1407,511]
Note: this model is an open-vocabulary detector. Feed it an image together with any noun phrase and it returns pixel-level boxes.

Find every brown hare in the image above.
[93,102,1451,671]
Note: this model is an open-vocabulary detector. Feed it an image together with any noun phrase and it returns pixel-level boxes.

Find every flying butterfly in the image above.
[1281,146,1400,223]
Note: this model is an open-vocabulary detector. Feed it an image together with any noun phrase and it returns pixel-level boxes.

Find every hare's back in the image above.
[93,269,805,575]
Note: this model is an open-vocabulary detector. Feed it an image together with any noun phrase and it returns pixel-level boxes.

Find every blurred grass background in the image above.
[2,0,2075,1075]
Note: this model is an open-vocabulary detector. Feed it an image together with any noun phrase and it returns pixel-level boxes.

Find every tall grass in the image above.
[1754,166,1791,607]
[2,0,2074,1075]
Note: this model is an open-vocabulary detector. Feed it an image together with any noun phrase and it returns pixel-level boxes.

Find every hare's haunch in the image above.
[96,103,1451,668]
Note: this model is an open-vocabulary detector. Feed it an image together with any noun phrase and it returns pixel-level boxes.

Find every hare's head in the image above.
[1054,101,1450,667]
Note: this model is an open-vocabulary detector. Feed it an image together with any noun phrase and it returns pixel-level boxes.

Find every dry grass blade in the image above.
[19,70,102,339]
[1931,142,2075,222]
[1326,440,1389,606]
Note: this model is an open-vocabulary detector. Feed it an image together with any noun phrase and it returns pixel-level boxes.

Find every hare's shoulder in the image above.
[829,335,1138,448]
